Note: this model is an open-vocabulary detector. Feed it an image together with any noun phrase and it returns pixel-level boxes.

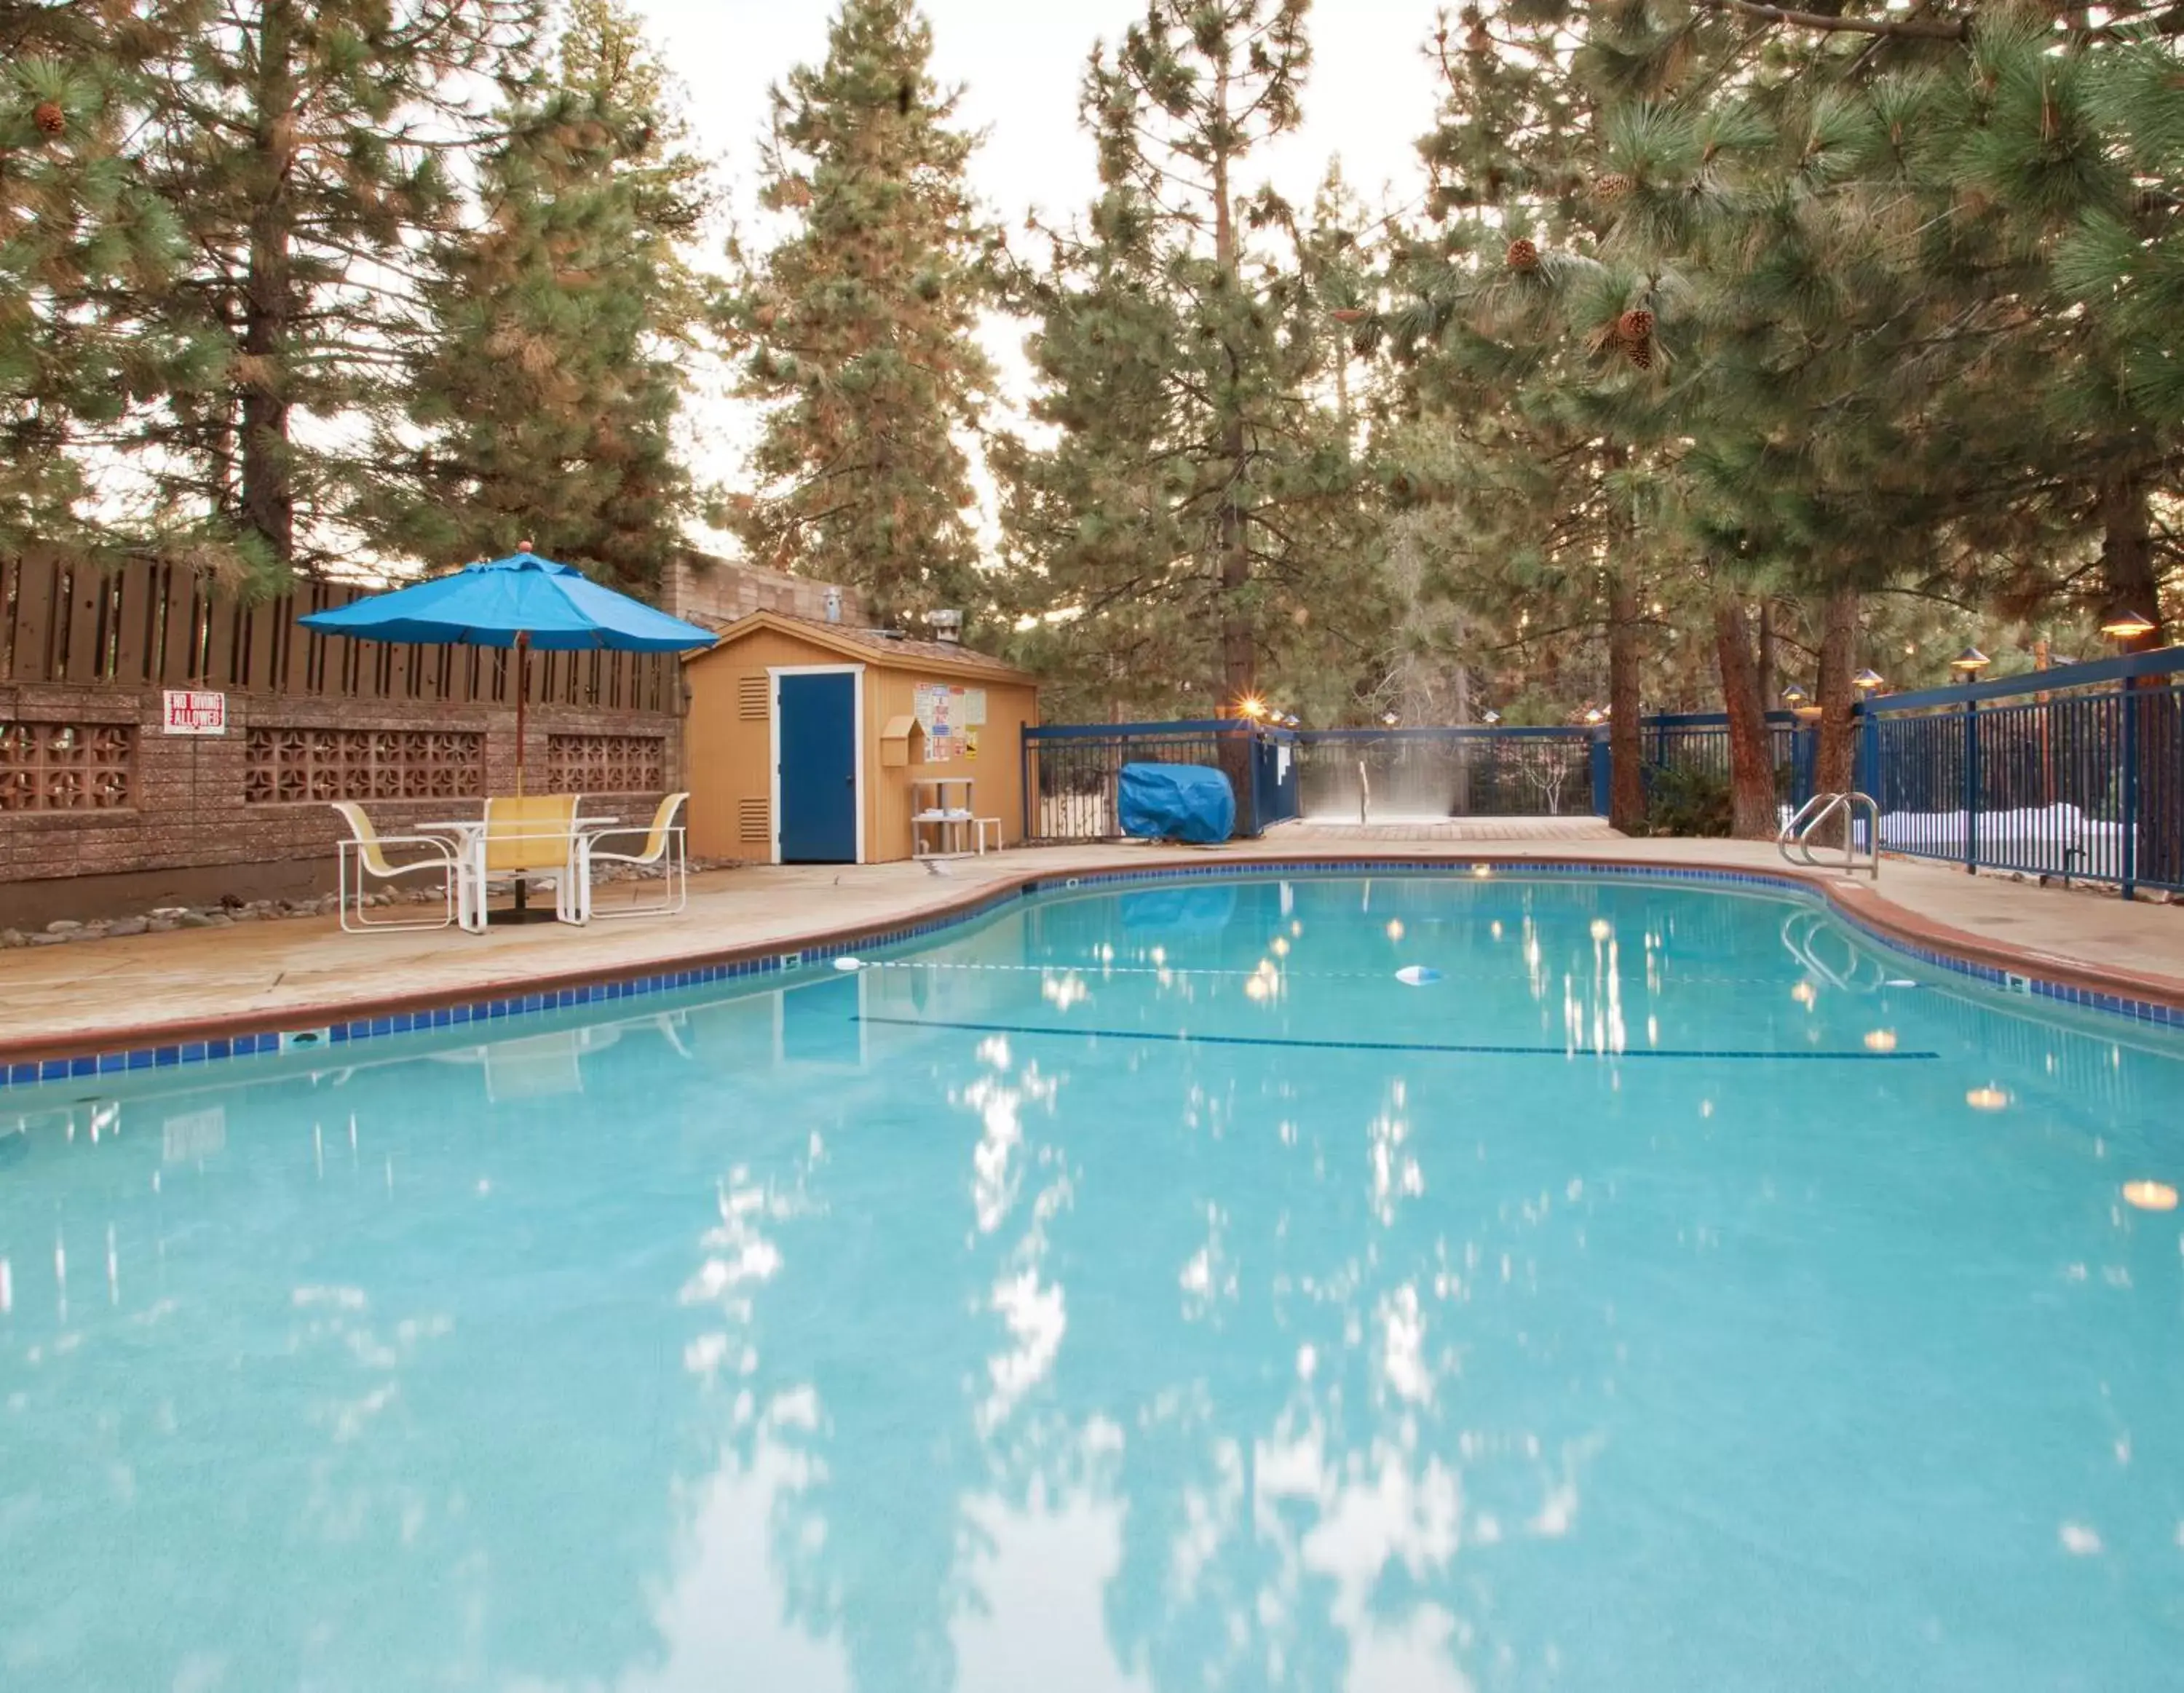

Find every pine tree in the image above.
[1388,4,1666,825]
[1576,3,2183,826]
[0,1,244,574]
[138,0,543,572]
[719,0,995,627]
[366,0,711,588]
[1001,0,1390,723]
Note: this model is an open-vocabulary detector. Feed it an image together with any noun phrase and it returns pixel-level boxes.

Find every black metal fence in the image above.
[1644,711,1812,803]
[1021,721,1297,841]
[1288,729,1600,820]
[1864,649,2184,895]
[1021,647,2184,897]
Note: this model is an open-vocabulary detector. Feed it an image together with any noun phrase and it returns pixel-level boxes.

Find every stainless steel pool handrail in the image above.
[1779,791,1880,879]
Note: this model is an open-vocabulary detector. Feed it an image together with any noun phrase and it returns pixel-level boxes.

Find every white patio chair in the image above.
[575,792,689,923]
[331,802,462,932]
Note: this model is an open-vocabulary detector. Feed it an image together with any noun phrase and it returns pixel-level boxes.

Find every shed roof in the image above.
[686,608,1037,684]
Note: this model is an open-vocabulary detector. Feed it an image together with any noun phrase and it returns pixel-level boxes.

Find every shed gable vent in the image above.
[736,675,768,720]
[737,797,769,844]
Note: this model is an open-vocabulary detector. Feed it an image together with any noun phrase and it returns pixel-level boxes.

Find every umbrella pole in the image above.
[510,632,531,918]
[515,630,529,798]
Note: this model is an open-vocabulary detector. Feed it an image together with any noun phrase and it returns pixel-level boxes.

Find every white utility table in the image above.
[909,778,978,861]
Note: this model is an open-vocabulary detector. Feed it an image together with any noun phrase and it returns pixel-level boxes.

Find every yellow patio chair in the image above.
[480,793,583,924]
[330,802,462,932]
[574,792,689,924]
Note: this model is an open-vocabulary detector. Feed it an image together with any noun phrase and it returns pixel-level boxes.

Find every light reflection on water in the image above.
[1,875,2181,1692]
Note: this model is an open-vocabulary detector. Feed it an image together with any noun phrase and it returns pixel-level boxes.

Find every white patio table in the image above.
[418,813,617,932]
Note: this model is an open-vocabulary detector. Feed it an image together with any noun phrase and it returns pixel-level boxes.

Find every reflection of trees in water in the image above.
[740,972,1617,1692]
[0,1008,804,1691]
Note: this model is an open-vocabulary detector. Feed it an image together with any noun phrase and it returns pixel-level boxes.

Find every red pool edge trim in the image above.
[2,850,2179,1077]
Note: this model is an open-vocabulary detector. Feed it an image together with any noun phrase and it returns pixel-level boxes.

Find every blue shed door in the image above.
[777,671,858,863]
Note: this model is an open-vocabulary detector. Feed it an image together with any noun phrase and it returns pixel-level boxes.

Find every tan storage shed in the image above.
[684,611,1040,865]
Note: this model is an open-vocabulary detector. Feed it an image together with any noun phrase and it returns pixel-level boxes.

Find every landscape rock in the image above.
[0,929,23,948]
[108,916,149,937]
[45,919,82,935]
[148,918,179,934]
[29,932,74,946]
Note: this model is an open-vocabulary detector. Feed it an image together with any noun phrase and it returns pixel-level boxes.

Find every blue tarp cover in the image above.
[1118,762,1235,844]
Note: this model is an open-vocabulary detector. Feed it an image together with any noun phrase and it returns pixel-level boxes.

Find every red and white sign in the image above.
[162,690,228,736]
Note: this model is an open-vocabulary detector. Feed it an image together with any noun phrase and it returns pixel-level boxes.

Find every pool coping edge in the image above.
[3,851,2179,1087]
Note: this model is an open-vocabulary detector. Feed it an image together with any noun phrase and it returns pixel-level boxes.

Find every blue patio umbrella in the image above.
[301,551,715,793]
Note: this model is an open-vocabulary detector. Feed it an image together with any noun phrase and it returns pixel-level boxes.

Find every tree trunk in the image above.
[1209,49,1253,708]
[1714,598,1777,839]
[1756,599,1776,707]
[2101,469,2179,888]
[2099,468,2165,651]
[1607,568,1645,830]
[1812,586,1859,849]
[241,0,297,566]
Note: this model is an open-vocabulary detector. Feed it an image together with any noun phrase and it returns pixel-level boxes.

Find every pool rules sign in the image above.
[162,690,228,735]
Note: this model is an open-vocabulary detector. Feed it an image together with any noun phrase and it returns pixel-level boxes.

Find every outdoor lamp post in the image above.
[1480,710,1501,726]
[2100,608,2158,643]
[1380,710,1399,728]
[1949,646,1991,675]
[1582,706,1605,726]
[1781,681,1821,721]
[1851,668,1886,693]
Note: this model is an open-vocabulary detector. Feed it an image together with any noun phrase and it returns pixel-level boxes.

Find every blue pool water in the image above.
[3,873,2181,1692]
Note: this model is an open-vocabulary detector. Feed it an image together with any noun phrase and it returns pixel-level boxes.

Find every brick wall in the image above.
[660,552,867,630]
[0,683,682,924]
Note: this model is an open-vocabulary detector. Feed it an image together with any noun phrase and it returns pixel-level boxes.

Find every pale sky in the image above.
[628,0,1449,555]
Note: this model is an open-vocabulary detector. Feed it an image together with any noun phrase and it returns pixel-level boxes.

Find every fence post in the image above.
[1589,730,1612,818]
[1962,697,1979,875]
[1859,705,1880,803]
[2120,678,2139,901]
[1021,730,1033,843]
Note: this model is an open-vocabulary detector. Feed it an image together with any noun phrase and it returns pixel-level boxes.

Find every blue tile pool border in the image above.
[3,857,2177,1089]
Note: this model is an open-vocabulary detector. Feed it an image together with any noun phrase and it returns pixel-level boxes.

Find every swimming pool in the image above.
[2,871,2179,1691]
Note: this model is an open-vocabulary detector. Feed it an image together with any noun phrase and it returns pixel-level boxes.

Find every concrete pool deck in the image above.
[2,826,2182,1063]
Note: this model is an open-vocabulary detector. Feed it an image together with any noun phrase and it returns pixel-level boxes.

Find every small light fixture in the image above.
[1851,668,1886,692]
[2122,1179,2178,1213]
[1863,1029,1897,1052]
[1283,713,1299,729]
[1965,1085,2010,1111]
[1949,646,1991,674]
[1381,710,1399,727]
[1583,706,1605,726]
[2100,608,2157,642]
[1780,681,1811,708]
[1480,709,1502,726]
[1238,695,1267,720]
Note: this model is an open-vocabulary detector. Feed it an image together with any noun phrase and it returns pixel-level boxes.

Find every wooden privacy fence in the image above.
[0,552,679,711]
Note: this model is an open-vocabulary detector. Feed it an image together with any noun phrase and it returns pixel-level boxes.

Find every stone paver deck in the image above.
[1,832,2180,1060]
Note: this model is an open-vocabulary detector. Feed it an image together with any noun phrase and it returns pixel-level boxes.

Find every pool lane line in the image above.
[854,1015,1941,1061]
[855,960,1916,988]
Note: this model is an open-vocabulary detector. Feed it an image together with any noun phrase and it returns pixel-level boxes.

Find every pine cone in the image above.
[1625,337,1653,371]
[1506,239,1540,272]
[1591,173,1632,202]
[1618,307,1655,344]
[753,302,778,330]
[33,100,66,137]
